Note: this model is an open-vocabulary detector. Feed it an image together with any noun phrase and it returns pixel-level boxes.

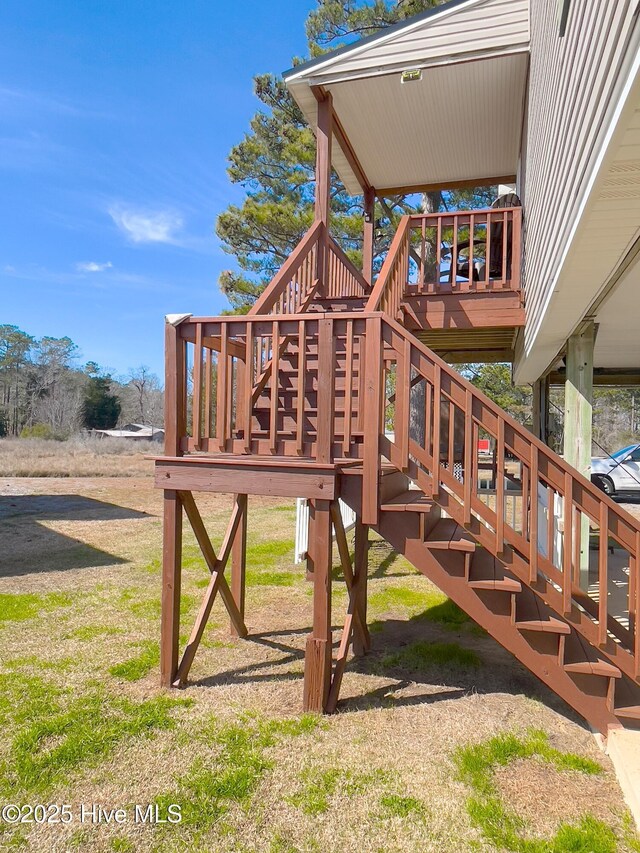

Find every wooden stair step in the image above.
[380,490,432,512]
[469,578,522,593]
[614,706,640,720]
[425,518,476,552]
[516,617,571,635]
[564,660,621,678]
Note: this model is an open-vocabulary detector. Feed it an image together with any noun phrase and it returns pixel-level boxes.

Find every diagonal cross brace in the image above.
[326,504,370,713]
[173,492,248,687]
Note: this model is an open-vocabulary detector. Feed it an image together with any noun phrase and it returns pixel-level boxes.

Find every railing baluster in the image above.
[484,211,491,291]
[192,323,203,450]
[502,210,508,288]
[243,322,253,453]
[343,320,354,457]
[463,388,472,525]
[293,320,305,456]
[432,364,441,496]
[529,446,539,583]
[269,321,279,454]
[496,418,505,552]
[436,215,442,292]
[599,501,608,646]
[563,471,573,614]
[316,317,334,463]
[468,213,474,291]
[448,400,455,472]
[451,215,458,291]
[363,316,382,524]
[420,219,426,292]
[216,324,228,451]
[204,348,212,441]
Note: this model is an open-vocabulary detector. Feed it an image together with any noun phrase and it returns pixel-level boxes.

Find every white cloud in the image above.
[108,204,184,245]
[76,261,113,273]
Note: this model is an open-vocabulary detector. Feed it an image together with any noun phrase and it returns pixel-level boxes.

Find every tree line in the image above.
[0,324,163,438]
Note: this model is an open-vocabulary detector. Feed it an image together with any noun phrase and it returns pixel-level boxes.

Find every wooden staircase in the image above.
[158,211,640,735]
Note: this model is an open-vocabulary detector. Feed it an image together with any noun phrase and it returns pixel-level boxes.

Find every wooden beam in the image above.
[311,84,371,194]
[303,499,333,713]
[154,458,337,500]
[550,368,640,387]
[378,175,516,197]
[363,187,375,286]
[230,493,247,638]
[402,293,524,331]
[160,489,182,687]
[174,493,248,686]
[314,91,332,226]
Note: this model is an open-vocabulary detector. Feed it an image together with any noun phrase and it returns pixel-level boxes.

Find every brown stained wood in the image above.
[192,323,203,449]
[363,187,375,285]
[316,317,334,464]
[530,446,539,583]
[315,93,332,232]
[463,389,472,525]
[362,316,382,524]
[156,459,336,500]
[303,500,333,712]
[599,501,609,646]
[330,502,369,652]
[563,472,573,614]
[378,175,516,197]
[343,321,354,456]
[216,325,228,451]
[164,322,186,458]
[231,493,247,638]
[496,418,505,552]
[174,493,248,685]
[270,322,279,454]
[161,490,182,687]
[204,348,213,439]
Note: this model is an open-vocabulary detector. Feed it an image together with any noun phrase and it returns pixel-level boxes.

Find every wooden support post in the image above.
[161,489,182,687]
[315,92,332,295]
[304,499,333,713]
[564,321,595,591]
[161,318,186,688]
[363,186,375,286]
[532,375,550,445]
[352,519,370,657]
[230,493,247,637]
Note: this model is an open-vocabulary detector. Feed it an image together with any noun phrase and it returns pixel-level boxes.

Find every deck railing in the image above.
[250,220,369,316]
[168,313,368,461]
[366,207,522,316]
[376,314,640,682]
[166,304,640,681]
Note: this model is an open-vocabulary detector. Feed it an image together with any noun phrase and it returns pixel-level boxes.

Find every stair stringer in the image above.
[338,477,622,734]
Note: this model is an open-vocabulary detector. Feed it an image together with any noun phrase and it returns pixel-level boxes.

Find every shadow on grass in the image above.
[0,494,149,578]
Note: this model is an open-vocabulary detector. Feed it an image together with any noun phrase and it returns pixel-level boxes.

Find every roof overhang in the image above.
[285,0,530,195]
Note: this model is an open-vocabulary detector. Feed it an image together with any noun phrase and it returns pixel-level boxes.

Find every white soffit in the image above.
[285,0,529,194]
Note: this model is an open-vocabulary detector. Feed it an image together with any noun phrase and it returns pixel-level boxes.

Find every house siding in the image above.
[298,0,529,83]
[522,0,639,356]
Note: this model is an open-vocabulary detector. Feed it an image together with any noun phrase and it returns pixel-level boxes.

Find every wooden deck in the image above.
[155,206,640,734]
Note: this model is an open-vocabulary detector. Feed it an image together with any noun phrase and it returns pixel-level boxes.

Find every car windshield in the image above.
[611,444,638,459]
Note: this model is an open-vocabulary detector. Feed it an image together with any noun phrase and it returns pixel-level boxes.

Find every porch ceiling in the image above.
[285,0,529,196]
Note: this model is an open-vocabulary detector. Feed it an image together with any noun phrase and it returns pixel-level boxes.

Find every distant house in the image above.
[92,423,164,442]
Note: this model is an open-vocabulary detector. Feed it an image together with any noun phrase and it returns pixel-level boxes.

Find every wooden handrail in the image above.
[249,220,323,316]
[376,312,640,680]
[249,221,369,317]
[365,215,411,315]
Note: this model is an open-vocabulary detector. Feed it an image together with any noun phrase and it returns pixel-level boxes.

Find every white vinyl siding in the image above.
[522,0,640,354]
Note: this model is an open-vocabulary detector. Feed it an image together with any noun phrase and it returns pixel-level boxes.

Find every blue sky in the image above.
[0,1,315,379]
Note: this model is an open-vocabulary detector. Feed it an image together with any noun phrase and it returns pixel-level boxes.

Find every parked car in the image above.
[591,444,640,496]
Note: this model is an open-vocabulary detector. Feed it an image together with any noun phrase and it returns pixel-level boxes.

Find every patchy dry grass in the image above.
[0,436,157,477]
[1,473,639,851]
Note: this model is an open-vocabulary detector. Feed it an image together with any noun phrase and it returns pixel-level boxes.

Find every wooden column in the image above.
[161,318,186,687]
[363,186,375,286]
[532,375,550,445]
[230,493,247,637]
[315,92,332,296]
[352,519,369,656]
[315,92,333,226]
[564,321,595,590]
[303,499,333,712]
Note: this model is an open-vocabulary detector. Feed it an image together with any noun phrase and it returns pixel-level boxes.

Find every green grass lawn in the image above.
[0,480,638,852]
